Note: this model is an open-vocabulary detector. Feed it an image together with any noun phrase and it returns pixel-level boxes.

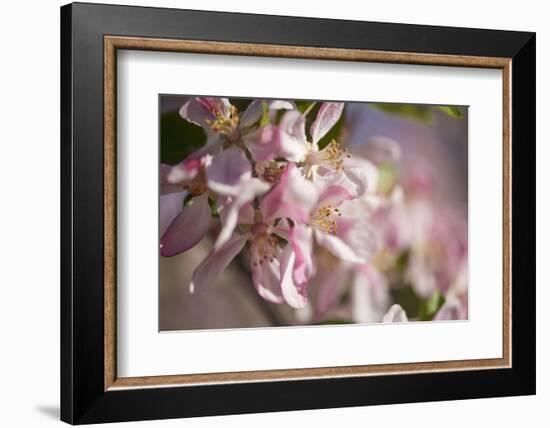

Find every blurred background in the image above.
[159,96,468,331]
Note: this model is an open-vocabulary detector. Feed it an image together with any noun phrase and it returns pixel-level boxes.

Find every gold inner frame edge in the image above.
[104,36,512,391]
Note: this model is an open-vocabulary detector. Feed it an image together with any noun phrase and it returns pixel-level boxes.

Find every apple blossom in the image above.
[159,96,468,323]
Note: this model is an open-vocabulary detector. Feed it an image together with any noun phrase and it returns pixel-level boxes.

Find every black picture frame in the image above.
[61,2,535,424]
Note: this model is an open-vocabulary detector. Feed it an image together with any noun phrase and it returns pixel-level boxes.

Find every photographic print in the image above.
[159,96,468,331]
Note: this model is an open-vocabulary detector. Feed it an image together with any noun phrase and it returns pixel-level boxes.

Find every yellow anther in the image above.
[310,204,341,235]
[205,105,239,135]
[251,225,279,266]
[321,139,351,171]
[256,162,287,184]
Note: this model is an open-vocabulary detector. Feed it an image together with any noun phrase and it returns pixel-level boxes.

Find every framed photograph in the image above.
[60,2,535,424]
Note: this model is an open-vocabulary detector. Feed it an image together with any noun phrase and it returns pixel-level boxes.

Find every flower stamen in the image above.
[255,161,287,184]
[205,105,239,136]
[251,225,279,266]
[310,204,342,234]
[321,139,351,171]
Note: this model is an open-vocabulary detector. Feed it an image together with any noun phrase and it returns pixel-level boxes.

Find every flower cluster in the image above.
[160,97,468,323]
[371,163,469,322]
[160,97,379,310]
[317,137,469,324]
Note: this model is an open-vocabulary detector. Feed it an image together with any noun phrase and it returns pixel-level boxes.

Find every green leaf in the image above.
[394,249,410,274]
[208,197,219,217]
[295,101,316,114]
[183,193,194,207]
[302,102,317,116]
[390,286,422,319]
[418,290,446,321]
[370,103,433,124]
[259,101,271,126]
[377,163,399,194]
[435,105,464,119]
[160,112,206,165]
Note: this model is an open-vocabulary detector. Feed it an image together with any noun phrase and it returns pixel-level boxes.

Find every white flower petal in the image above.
[382,304,408,323]
[189,233,248,294]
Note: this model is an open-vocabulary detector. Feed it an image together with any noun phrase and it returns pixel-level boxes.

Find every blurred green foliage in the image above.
[388,249,446,321]
[371,103,433,124]
[390,286,422,319]
[160,112,205,165]
[160,99,463,167]
[435,105,464,119]
[259,101,271,126]
[370,103,465,125]
[208,197,219,217]
[377,163,400,194]
[389,286,445,321]
[394,250,410,275]
[295,100,315,114]
[418,290,446,321]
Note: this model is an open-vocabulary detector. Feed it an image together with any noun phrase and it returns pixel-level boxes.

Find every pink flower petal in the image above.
[269,100,295,109]
[214,197,241,251]
[279,244,308,309]
[166,159,201,184]
[260,164,317,223]
[159,190,187,237]
[351,265,390,324]
[275,110,308,162]
[314,228,372,264]
[434,296,466,321]
[314,172,357,207]
[315,266,349,317]
[252,260,284,304]
[372,202,412,251]
[250,245,284,304]
[214,178,270,250]
[316,185,354,207]
[363,136,402,165]
[160,164,183,195]
[239,100,264,129]
[244,106,307,162]
[407,255,437,299]
[382,304,408,323]
[336,216,378,263]
[310,102,344,145]
[179,97,231,129]
[205,147,252,196]
[243,124,280,161]
[272,218,292,241]
[289,225,314,286]
[189,233,248,294]
[341,156,379,196]
[314,230,358,262]
[240,99,295,129]
[218,199,255,228]
[160,193,211,257]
